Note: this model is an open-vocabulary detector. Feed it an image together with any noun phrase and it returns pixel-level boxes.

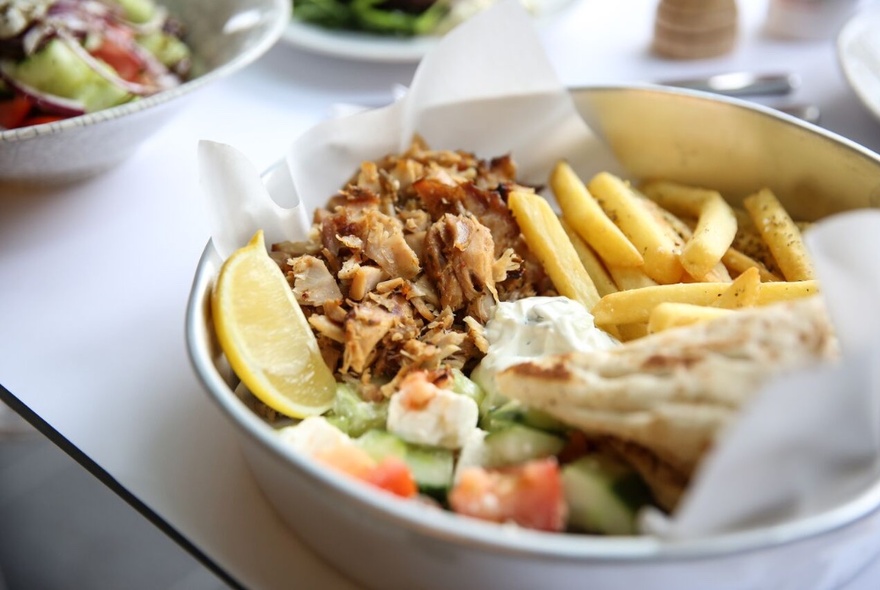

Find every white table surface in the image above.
[3,1,880,588]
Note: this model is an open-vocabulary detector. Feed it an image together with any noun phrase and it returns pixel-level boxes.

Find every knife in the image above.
[659,72,800,97]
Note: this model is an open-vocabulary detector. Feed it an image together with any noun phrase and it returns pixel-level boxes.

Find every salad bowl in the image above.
[187,85,880,590]
[0,0,289,185]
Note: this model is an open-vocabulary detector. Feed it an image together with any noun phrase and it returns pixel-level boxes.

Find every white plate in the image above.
[837,7,880,122]
[281,18,439,63]
[281,0,575,63]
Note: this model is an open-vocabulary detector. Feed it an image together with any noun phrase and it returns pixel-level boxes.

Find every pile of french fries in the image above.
[508,162,818,341]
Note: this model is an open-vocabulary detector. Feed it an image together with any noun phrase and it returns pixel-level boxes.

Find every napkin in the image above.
[642,210,880,537]
[198,0,880,538]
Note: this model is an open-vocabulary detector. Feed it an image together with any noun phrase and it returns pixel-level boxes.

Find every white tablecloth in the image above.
[3,1,880,588]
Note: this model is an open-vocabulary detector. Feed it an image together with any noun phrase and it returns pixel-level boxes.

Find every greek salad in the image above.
[0,0,191,130]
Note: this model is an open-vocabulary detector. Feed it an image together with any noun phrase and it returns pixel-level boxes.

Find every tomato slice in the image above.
[314,444,376,480]
[21,115,66,127]
[315,444,417,499]
[449,457,567,532]
[365,457,418,498]
[0,94,34,129]
[91,36,144,82]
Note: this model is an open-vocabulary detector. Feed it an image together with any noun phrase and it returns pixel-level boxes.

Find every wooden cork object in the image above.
[652,0,739,59]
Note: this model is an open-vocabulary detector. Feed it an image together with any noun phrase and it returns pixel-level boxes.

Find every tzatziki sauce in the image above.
[473,296,618,401]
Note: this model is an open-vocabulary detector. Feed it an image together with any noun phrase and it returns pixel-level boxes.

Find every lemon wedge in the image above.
[211,230,337,418]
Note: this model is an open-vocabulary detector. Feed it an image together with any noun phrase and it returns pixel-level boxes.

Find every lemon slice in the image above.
[212,230,336,418]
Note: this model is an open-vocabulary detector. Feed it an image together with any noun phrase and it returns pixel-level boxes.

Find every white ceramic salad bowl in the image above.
[0,0,289,185]
[186,85,880,590]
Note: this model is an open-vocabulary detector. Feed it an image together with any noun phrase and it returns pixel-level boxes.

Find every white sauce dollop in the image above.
[473,296,618,401]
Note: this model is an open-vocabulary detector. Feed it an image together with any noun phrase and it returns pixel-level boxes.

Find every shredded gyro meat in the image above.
[424,213,500,322]
[288,255,343,306]
[279,140,553,399]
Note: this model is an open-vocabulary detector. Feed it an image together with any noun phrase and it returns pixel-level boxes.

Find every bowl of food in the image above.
[0,0,289,184]
[186,85,880,590]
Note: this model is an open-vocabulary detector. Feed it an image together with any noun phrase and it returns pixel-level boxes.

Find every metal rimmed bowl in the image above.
[0,0,289,185]
[186,86,880,590]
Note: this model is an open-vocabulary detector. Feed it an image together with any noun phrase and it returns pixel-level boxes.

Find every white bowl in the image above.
[0,0,289,185]
[186,86,880,590]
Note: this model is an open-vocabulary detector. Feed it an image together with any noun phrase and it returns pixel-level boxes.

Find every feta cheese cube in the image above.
[279,416,352,455]
[454,428,489,483]
[387,388,478,450]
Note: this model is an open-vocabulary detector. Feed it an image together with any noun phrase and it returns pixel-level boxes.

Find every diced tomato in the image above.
[90,36,144,82]
[0,94,33,129]
[364,457,418,498]
[21,115,66,127]
[314,445,417,498]
[449,457,567,532]
[314,444,376,480]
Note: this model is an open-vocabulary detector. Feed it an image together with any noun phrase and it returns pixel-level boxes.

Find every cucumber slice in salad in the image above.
[480,400,568,434]
[324,383,388,438]
[562,455,653,535]
[483,421,566,468]
[451,368,485,407]
[9,39,131,112]
[357,429,454,497]
[137,31,191,70]
[110,0,156,23]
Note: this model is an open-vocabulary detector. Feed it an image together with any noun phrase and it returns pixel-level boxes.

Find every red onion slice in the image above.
[58,32,160,96]
[0,62,86,118]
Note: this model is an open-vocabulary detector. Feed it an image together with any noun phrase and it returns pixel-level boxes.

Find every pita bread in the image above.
[496,296,838,508]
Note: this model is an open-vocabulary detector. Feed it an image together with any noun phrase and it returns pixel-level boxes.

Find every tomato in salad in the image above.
[0,94,33,129]
[315,444,418,499]
[449,457,567,532]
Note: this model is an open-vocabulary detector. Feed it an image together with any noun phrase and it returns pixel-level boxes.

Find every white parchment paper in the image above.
[199,0,619,260]
[198,0,880,538]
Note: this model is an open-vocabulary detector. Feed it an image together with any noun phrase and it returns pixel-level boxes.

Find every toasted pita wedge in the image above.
[496,296,837,487]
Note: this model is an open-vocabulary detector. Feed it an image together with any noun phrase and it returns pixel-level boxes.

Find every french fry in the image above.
[688,261,732,283]
[607,264,658,291]
[721,247,782,282]
[591,282,730,326]
[743,188,815,281]
[648,302,733,334]
[525,164,818,343]
[617,323,649,342]
[508,190,601,310]
[588,172,683,284]
[561,219,618,297]
[757,280,820,305]
[642,180,737,281]
[641,181,719,216]
[551,162,644,268]
[637,194,688,247]
[712,267,760,309]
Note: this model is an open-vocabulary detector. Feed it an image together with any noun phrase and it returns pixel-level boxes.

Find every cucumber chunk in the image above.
[518,407,568,433]
[451,368,485,407]
[137,31,191,70]
[562,455,653,535]
[110,0,156,23]
[325,383,388,438]
[10,39,130,111]
[356,429,454,496]
[356,428,408,461]
[483,421,565,468]
[480,400,568,434]
[406,445,454,496]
